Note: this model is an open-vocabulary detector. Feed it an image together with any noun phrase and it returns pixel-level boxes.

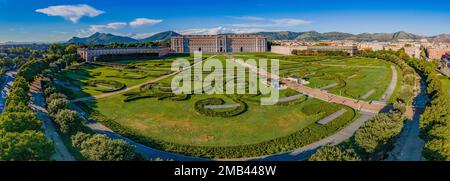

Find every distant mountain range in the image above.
[66,30,450,45]
[253,31,450,43]
[67,31,180,44]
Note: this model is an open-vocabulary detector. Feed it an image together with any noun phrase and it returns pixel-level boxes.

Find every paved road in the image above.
[0,71,16,113]
[387,79,428,161]
[29,78,76,161]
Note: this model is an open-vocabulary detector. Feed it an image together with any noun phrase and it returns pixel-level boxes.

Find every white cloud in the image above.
[179,26,263,35]
[36,4,104,23]
[271,18,311,26]
[89,22,127,32]
[228,17,311,28]
[129,18,163,28]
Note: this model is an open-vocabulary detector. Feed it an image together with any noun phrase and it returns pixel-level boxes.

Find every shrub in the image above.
[309,146,361,161]
[0,130,54,161]
[46,93,67,103]
[44,86,57,97]
[47,98,69,116]
[54,109,82,135]
[71,133,136,161]
[354,112,404,158]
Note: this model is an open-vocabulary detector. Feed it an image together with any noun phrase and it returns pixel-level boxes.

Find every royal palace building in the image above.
[77,47,170,62]
[171,35,268,53]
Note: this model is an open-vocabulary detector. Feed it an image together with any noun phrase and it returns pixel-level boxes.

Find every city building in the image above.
[306,46,358,56]
[404,46,422,59]
[271,45,358,56]
[77,47,170,62]
[439,54,450,77]
[427,48,450,60]
[171,35,268,53]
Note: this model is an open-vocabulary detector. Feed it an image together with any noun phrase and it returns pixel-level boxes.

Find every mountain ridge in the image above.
[66,31,450,44]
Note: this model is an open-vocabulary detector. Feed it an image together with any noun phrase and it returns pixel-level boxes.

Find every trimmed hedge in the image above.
[85,80,126,92]
[80,101,356,158]
[194,97,247,117]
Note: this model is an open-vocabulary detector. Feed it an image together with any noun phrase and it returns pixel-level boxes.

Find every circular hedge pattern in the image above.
[85,80,126,93]
[194,97,247,117]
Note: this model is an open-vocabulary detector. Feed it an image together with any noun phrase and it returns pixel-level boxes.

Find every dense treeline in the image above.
[0,57,55,160]
[292,49,350,56]
[393,51,450,160]
[39,49,138,161]
[309,145,361,161]
[368,49,450,160]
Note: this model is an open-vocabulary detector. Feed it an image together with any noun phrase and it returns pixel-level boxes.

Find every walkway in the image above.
[0,71,16,113]
[29,78,75,161]
[387,79,428,161]
[380,66,398,102]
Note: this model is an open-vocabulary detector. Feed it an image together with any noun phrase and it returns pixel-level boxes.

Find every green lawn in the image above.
[234,54,394,101]
[90,95,349,146]
[57,52,396,153]
[436,73,450,99]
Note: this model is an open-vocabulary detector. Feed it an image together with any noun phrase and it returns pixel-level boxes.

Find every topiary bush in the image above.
[194,97,247,117]
[85,80,126,92]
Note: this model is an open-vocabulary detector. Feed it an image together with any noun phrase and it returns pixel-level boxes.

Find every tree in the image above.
[65,44,78,54]
[46,93,67,104]
[54,109,82,134]
[47,98,69,116]
[0,112,42,133]
[309,146,361,161]
[71,133,136,161]
[0,130,54,161]
[354,112,404,157]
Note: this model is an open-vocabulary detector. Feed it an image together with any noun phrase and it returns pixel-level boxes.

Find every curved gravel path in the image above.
[387,79,428,161]
[380,65,398,102]
[29,78,75,161]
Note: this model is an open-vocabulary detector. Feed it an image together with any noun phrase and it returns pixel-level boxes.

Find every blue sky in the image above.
[1,0,450,42]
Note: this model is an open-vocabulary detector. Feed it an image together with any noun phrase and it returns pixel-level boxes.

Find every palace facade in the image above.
[171,35,268,53]
[77,47,170,62]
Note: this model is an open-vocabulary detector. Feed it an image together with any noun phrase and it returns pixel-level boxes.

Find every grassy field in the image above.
[58,52,395,150]
[234,53,394,101]
[436,72,450,99]
[89,95,349,146]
